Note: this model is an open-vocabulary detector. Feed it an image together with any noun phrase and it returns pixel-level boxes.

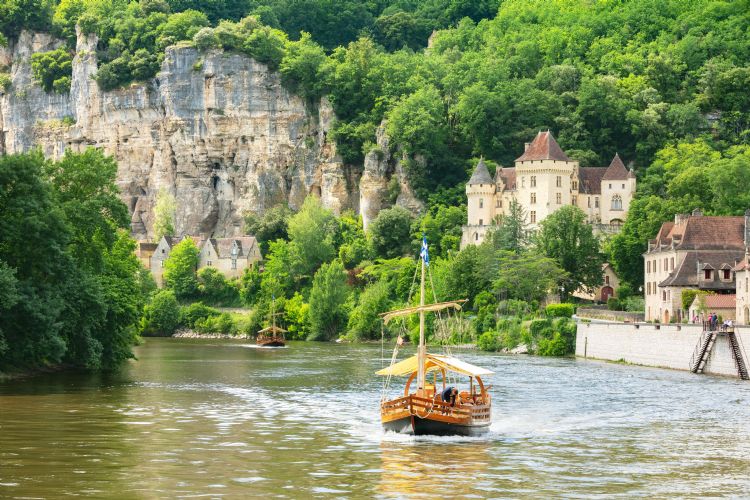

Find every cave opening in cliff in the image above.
[212,175,219,190]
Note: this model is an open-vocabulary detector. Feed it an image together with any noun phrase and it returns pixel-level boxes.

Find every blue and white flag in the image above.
[419,236,430,265]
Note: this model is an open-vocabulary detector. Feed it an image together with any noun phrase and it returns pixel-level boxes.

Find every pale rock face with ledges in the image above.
[0,28,387,240]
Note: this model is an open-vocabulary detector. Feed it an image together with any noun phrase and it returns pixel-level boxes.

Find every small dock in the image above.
[690,324,749,380]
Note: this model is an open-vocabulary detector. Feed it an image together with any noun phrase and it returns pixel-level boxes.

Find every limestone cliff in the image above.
[0,29,420,240]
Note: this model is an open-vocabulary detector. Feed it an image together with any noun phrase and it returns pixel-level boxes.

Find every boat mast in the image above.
[417,249,426,392]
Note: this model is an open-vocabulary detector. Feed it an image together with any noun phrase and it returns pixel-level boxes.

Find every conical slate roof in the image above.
[515,131,571,162]
[602,153,629,180]
[467,158,493,185]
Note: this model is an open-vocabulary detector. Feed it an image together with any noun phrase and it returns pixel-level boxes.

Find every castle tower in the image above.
[600,153,634,225]
[514,131,577,226]
[461,158,496,247]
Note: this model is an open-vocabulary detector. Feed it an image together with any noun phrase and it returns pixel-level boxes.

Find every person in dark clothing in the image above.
[441,386,459,407]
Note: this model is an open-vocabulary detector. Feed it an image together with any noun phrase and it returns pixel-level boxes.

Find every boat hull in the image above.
[383,415,490,436]
[257,340,285,347]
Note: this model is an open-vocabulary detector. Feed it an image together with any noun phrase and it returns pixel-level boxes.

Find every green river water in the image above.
[2,338,750,498]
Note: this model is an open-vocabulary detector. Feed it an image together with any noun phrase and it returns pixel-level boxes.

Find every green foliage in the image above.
[287,196,337,278]
[163,238,199,300]
[368,206,414,259]
[347,280,390,340]
[607,297,623,311]
[243,204,291,254]
[179,301,219,328]
[536,206,604,299]
[283,292,309,340]
[494,251,567,304]
[682,289,713,311]
[193,26,219,50]
[280,31,327,100]
[488,199,529,254]
[197,266,240,306]
[195,312,234,334]
[0,0,53,37]
[416,205,465,259]
[157,9,208,50]
[307,260,348,341]
[152,188,176,240]
[546,303,575,318]
[140,289,180,336]
[0,72,10,91]
[238,265,261,305]
[31,48,72,93]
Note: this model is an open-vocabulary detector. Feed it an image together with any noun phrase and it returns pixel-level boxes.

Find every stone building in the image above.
[150,235,203,286]
[643,210,749,323]
[461,131,636,248]
[198,236,262,279]
[735,254,750,325]
[688,294,736,322]
[573,263,620,303]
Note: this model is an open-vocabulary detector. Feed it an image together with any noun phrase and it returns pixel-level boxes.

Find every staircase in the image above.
[727,331,749,380]
[690,330,717,374]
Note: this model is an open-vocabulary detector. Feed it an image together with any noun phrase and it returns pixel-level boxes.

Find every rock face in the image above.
[0,29,390,240]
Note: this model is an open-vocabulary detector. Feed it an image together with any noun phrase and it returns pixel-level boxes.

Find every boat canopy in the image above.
[376,353,493,377]
[258,326,288,334]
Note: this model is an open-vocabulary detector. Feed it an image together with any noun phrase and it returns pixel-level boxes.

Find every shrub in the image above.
[477,330,500,351]
[193,27,220,51]
[528,318,553,339]
[0,72,10,91]
[140,290,180,336]
[607,297,623,311]
[180,302,219,328]
[195,312,234,334]
[497,299,532,317]
[30,48,72,93]
[197,267,240,306]
[546,303,575,318]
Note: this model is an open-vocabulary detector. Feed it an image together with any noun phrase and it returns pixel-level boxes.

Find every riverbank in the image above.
[171,329,252,340]
[576,321,750,378]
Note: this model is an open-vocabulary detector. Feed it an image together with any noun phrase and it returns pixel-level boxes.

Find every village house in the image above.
[146,234,262,285]
[461,130,636,248]
[688,294,736,323]
[735,252,750,325]
[198,236,262,279]
[644,210,749,323]
[573,263,620,303]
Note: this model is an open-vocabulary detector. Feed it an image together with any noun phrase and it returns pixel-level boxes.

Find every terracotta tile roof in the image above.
[602,153,629,180]
[735,256,750,271]
[700,294,736,309]
[467,158,493,185]
[659,250,744,289]
[515,131,571,162]
[497,167,516,190]
[651,215,745,251]
[578,167,607,194]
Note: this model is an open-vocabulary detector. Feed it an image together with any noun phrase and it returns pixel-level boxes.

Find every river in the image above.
[1,338,750,498]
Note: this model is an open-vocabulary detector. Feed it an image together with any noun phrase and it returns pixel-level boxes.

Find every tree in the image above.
[243,204,291,254]
[153,188,176,240]
[140,289,180,336]
[488,199,529,253]
[287,196,336,277]
[307,260,349,341]
[536,206,604,299]
[280,32,327,100]
[417,205,465,259]
[347,280,390,340]
[368,206,414,259]
[494,251,568,304]
[163,238,199,299]
[197,267,239,306]
[30,48,73,93]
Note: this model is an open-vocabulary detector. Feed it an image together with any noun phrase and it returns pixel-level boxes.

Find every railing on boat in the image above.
[382,394,491,422]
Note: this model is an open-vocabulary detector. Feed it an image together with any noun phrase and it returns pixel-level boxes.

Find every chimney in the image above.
[674,213,689,225]
[692,208,703,217]
[524,142,530,152]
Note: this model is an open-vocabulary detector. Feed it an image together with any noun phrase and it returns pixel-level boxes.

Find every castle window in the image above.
[647,261,650,274]
[531,176,536,187]
[521,177,525,188]
[572,181,578,190]
[479,219,483,226]
[609,183,612,189]
[479,198,484,209]
[207,260,212,267]
[474,233,479,241]
[530,211,536,223]
[161,260,165,268]
[572,195,577,205]
[556,193,562,204]
[588,197,591,208]
[611,194,623,210]
[556,176,562,187]
[496,199,501,208]
[671,258,674,270]
[232,259,237,270]
[605,275,610,285]
[622,184,625,189]
[531,193,536,204]
[595,197,599,208]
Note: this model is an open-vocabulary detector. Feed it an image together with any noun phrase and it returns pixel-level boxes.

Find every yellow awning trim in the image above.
[258,326,288,334]
[376,353,493,377]
[380,300,467,324]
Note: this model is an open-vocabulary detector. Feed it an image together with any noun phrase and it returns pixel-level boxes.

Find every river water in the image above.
[2,338,750,498]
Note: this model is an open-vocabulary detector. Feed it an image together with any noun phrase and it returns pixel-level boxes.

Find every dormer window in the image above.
[723,269,731,280]
[704,269,712,280]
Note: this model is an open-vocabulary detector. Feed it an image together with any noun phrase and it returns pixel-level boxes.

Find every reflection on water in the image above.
[2,338,750,497]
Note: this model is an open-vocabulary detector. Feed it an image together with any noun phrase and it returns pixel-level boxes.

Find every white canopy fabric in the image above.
[376,353,493,377]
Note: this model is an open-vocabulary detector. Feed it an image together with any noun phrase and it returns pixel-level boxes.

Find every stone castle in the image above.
[461,131,636,248]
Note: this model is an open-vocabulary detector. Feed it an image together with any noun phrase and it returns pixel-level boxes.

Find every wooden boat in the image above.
[256,297,287,347]
[377,239,492,436]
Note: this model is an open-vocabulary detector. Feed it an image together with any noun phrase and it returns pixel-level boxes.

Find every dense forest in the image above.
[1,0,749,370]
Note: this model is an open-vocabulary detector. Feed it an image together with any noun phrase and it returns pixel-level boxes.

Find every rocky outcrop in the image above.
[0,29,388,240]
[359,123,423,230]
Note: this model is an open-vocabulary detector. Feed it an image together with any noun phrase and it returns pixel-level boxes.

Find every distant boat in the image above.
[377,238,493,436]
[256,297,287,348]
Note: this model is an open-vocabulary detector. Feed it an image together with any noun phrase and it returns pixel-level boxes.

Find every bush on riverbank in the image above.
[477,316,576,356]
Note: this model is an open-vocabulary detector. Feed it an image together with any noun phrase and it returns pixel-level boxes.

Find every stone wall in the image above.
[575,321,750,378]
